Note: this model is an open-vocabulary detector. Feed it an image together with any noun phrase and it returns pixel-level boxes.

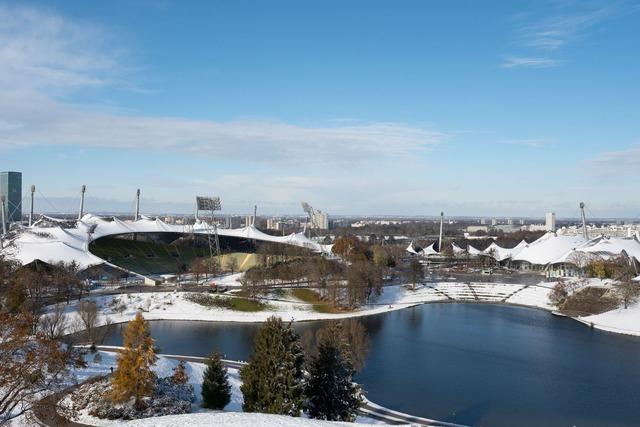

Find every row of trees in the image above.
[0,257,84,318]
[240,316,363,421]
[110,314,365,422]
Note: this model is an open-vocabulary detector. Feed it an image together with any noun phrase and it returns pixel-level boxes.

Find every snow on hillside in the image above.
[54,281,555,333]
[581,302,640,336]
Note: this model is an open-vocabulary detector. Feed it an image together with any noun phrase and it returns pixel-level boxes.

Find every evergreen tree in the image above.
[305,324,362,421]
[201,351,231,410]
[240,316,305,416]
[172,360,189,385]
[110,312,157,407]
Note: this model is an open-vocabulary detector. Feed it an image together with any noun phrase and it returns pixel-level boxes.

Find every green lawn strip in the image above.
[185,293,272,312]
[290,288,341,314]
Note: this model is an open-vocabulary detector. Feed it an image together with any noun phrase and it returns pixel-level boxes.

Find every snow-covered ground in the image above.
[121,412,368,427]
[55,280,556,333]
[580,301,640,336]
[62,351,386,426]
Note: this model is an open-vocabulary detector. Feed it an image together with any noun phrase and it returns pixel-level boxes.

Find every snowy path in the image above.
[86,347,465,427]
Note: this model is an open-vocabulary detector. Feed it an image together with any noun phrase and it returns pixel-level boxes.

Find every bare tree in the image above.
[404,258,423,291]
[549,280,569,307]
[78,300,99,342]
[616,281,639,309]
[39,303,68,340]
[0,312,73,425]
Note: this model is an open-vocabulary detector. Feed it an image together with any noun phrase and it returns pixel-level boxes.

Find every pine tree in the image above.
[240,316,305,416]
[306,326,362,421]
[109,312,157,407]
[172,360,189,385]
[201,351,231,409]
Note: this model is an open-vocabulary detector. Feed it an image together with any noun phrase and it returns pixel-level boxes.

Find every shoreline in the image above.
[60,282,640,339]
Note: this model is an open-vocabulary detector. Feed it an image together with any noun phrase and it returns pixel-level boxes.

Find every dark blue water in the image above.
[103,304,640,427]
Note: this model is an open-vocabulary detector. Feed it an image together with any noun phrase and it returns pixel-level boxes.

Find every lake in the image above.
[102,303,640,427]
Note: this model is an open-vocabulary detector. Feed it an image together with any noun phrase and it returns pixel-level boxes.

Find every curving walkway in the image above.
[34,346,466,427]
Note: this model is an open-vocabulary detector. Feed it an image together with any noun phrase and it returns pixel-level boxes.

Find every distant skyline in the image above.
[1,0,639,218]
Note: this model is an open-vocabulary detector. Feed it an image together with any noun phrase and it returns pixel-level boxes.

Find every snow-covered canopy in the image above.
[420,242,439,257]
[482,240,528,262]
[452,242,466,255]
[512,233,587,266]
[406,241,421,255]
[1,213,332,271]
[551,236,640,265]
[467,244,484,256]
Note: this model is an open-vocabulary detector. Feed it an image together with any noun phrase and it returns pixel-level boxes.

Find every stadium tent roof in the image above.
[551,236,640,265]
[406,241,420,255]
[512,232,587,266]
[482,240,528,262]
[467,244,484,256]
[420,242,439,257]
[1,214,332,271]
[452,243,466,255]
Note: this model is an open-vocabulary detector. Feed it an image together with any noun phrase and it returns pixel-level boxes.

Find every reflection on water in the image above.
[102,303,640,427]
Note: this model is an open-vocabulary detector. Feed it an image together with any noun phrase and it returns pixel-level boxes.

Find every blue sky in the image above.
[1,0,639,217]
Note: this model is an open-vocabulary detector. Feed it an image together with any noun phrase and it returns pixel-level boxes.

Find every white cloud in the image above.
[0,90,446,165]
[0,4,446,166]
[502,1,637,69]
[501,57,561,69]
[498,138,549,148]
[590,143,640,177]
[0,4,123,91]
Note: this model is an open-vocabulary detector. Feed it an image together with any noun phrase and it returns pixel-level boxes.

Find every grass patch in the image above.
[290,288,346,314]
[185,293,271,312]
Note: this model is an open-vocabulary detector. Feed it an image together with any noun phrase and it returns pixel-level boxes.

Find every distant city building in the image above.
[491,218,497,226]
[545,212,556,232]
[519,219,525,225]
[480,218,486,225]
[507,218,513,225]
[467,225,489,233]
[244,215,255,227]
[311,210,329,230]
[494,224,520,233]
[0,171,22,223]
[224,215,242,229]
[266,217,280,230]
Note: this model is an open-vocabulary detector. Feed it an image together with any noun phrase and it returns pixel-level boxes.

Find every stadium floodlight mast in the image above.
[301,201,320,238]
[580,202,588,240]
[196,196,222,271]
[0,195,6,248]
[78,185,86,220]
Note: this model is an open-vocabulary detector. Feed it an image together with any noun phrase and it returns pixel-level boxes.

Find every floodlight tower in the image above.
[29,185,35,227]
[196,196,222,262]
[438,211,444,252]
[301,201,320,238]
[135,189,141,221]
[1,195,6,242]
[580,202,588,240]
[253,205,257,226]
[78,185,86,220]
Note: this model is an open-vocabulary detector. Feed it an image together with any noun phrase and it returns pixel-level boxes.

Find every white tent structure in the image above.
[511,233,587,268]
[419,242,439,257]
[406,241,421,255]
[467,245,484,256]
[451,242,467,256]
[479,240,528,262]
[1,213,332,272]
[552,236,640,264]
